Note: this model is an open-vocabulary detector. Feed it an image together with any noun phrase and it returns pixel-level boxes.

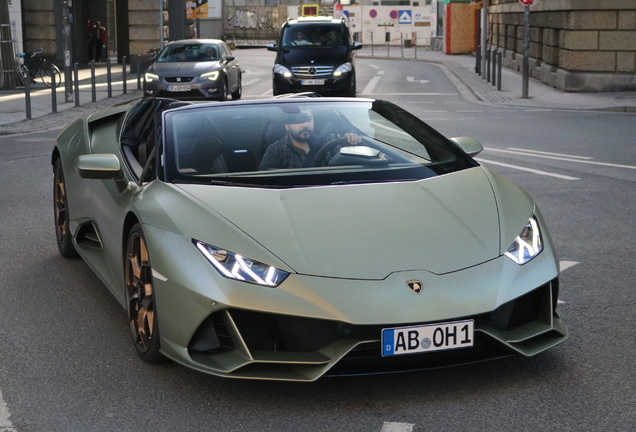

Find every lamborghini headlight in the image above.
[333,62,352,77]
[504,215,543,265]
[144,72,159,83]
[201,71,219,81]
[273,64,292,78]
[195,241,289,287]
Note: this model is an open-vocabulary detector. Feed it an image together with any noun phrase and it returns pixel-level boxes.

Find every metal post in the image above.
[91,60,96,102]
[387,34,390,57]
[401,34,403,58]
[522,5,530,99]
[476,42,481,74]
[73,62,79,107]
[159,0,164,47]
[414,42,417,59]
[122,56,127,94]
[486,49,491,81]
[136,55,141,90]
[481,3,488,81]
[62,0,73,103]
[497,51,503,91]
[24,71,32,119]
[107,58,112,98]
[371,32,374,56]
[492,50,497,85]
[51,72,57,114]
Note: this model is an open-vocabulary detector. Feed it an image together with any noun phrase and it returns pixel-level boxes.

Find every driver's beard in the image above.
[289,128,313,144]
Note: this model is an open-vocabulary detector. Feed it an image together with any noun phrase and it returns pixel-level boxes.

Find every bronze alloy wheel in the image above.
[125,224,165,362]
[53,158,78,258]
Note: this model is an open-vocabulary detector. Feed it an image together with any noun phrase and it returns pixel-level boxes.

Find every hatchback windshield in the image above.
[162,100,477,188]
[157,43,219,62]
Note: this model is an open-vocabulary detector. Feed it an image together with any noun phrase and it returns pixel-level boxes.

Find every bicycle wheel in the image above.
[40,61,62,88]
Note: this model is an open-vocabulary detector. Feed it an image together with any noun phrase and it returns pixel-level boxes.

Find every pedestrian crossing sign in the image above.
[398,10,412,24]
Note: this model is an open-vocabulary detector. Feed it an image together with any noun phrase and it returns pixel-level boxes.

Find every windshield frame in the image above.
[160,99,478,188]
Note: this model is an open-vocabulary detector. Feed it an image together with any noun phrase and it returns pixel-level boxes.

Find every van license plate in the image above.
[301,79,324,85]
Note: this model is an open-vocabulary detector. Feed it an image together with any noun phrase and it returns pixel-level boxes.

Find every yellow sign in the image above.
[186,0,208,19]
[302,4,319,17]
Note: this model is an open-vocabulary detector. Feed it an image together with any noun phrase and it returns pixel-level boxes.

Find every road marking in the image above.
[420,110,448,113]
[368,65,381,69]
[381,422,414,432]
[525,109,552,111]
[405,101,434,104]
[484,148,636,170]
[361,75,383,95]
[241,78,261,86]
[378,70,385,75]
[456,110,483,112]
[476,158,580,180]
[371,93,459,96]
[406,76,429,84]
[0,389,17,432]
[560,261,579,272]
[260,88,273,96]
[506,148,593,160]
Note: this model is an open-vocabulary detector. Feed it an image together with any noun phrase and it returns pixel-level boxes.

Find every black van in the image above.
[267,17,362,97]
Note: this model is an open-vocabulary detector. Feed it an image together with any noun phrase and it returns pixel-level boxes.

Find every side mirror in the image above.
[225,55,235,62]
[450,137,484,157]
[75,154,129,192]
[351,42,362,50]
[266,43,278,52]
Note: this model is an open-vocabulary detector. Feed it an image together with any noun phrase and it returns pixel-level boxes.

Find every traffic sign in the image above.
[369,9,377,18]
[398,10,412,24]
[389,10,398,19]
[519,0,539,5]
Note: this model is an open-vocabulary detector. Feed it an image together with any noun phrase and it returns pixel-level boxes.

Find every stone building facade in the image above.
[489,0,636,92]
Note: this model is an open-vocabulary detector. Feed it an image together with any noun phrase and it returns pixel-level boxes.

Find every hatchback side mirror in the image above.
[450,137,484,157]
[267,43,278,52]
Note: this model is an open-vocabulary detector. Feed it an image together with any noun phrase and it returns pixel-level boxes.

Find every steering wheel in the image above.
[311,136,378,167]
[310,137,351,167]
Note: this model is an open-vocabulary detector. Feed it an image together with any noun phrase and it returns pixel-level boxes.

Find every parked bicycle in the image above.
[16,48,62,88]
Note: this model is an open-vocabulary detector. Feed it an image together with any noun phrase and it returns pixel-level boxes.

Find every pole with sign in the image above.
[520,0,538,98]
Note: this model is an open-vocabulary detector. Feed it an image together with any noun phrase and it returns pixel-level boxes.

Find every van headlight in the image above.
[273,64,292,78]
[333,62,352,77]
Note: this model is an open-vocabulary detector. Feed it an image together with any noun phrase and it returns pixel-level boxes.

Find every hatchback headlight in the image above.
[144,72,159,82]
[201,71,219,81]
[273,64,292,78]
[333,62,352,77]
[195,241,290,287]
[504,215,543,265]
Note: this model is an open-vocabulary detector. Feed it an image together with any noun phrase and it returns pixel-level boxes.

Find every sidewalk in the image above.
[357,46,636,112]
[1,49,635,135]
[0,64,144,135]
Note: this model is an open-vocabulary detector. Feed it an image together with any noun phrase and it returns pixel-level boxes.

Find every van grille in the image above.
[291,66,333,78]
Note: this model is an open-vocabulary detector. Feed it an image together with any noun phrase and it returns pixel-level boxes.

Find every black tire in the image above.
[53,158,79,258]
[40,61,61,88]
[347,73,356,97]
[125,223,166,363]
[219,79,228,101]
[231,73,242,100]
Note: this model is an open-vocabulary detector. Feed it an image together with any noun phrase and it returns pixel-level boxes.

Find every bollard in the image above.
[476,44,481,75]
[51,71,57,114]
[497,51,503,91]
[73,62,80,107]
[122,56,127,94]
[486,49,491,82]
[371,32,374,57]
[401,34,403,58]
[414,42,417,59]
[24,68,32,120]
[107,58,112,98]
[91,60,96,102]
[136,55,141,90]
[492,50,498,85]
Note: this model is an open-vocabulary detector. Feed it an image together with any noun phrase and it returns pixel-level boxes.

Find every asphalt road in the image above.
[1,49,635,432]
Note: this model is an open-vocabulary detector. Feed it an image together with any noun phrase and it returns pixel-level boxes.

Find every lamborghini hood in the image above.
[177,167,502,279]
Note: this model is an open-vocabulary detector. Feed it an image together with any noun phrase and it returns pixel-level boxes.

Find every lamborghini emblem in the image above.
[407,280,423,294]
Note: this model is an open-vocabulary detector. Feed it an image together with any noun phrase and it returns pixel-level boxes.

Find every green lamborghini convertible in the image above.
[52,96,567,381]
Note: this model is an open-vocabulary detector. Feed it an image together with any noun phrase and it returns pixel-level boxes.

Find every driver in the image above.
[259,109,361,170]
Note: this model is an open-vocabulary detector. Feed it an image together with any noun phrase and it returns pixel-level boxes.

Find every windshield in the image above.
[162,100,477,188]
[156,43,219,62]
[281,24,346,48]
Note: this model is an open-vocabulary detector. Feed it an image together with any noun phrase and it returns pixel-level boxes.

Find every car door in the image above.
[222,43,239,91]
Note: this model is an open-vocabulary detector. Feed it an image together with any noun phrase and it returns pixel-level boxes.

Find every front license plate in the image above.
[167,84,191,92]
[301,79,325,85]
[381,320,474,357]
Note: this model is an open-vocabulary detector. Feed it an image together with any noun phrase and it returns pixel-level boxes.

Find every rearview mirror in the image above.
[75,154,129,192]
[450,137,484,157]
[267,43,278,52]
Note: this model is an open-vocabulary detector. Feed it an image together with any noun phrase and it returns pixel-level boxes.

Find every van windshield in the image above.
[282,24,345,48]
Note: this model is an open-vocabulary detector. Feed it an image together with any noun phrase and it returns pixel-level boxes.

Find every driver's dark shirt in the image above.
[259,134,327,170]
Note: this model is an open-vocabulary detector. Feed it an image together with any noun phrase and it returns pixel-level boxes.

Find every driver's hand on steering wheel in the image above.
[338,133,362,145]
